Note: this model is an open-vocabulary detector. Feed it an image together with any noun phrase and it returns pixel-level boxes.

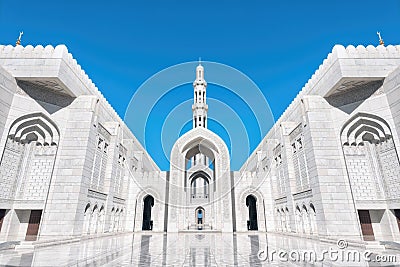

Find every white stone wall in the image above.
[21,146,57,200]
[0,67,17,143]
[233,170,270,232]
[344,146,382,200]
[377,139,400,199]
[385,67,400,140]
[236,45,400,241]
[1,43,400,243]
[0,140,24,199]
[131,171,166,232]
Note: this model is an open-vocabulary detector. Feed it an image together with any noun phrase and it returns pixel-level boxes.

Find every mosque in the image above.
[0,39,400,246]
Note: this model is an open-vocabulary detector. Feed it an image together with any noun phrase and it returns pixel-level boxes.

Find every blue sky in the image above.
[1,1,400,170]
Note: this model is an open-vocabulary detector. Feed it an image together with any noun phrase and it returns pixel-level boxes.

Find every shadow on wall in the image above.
[325,80,383,114]
[17,80,75,114]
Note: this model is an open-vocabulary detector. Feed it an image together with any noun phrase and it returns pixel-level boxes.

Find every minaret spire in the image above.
[192,62,208,128]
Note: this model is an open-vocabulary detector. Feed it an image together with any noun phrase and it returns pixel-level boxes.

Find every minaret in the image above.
[192,62,208,128]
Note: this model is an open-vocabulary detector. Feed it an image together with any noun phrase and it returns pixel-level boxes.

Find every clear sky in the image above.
[1,1,400,170]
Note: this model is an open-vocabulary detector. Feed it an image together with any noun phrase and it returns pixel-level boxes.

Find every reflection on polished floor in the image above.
[0,232,399,266]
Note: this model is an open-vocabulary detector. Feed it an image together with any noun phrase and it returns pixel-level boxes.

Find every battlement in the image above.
[240,44,400,172]
[0,44,160,172]
[0,44,120,124]
[278,44,400,125]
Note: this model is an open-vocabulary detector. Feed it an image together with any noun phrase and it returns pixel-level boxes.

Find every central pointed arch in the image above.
[168,127,233,232]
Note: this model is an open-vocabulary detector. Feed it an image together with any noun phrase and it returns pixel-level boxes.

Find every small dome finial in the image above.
[198,57,202,66]
[16,31,23,46]
[377,31,384,46]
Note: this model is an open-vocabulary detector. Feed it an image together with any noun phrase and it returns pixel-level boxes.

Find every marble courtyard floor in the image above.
[0,232,399,266]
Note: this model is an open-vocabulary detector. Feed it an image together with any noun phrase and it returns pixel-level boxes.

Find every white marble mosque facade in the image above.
[0,43,400,246]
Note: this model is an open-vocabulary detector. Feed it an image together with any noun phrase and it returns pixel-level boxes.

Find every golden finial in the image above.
[377,31,384,46]
[16,31,23,46]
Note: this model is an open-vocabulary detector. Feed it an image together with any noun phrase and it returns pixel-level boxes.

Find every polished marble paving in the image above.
[0,232,399,266]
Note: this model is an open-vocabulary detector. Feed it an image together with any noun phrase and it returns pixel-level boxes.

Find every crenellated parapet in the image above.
[0,44,120,127]
[0,44,160,173]
[240,44,400,172]
[277,44,400,128]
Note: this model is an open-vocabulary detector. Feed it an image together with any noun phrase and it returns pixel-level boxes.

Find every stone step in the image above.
[365,241,386,251]
[179,229,222,233]
[15,241,35,251]
[0,241,20,251]
[188,224,212,231]
[380,241,400,250]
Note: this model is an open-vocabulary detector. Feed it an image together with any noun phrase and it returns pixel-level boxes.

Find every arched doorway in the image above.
[246,195,258,230]
[195,207,205,229]
[142,195,154,230]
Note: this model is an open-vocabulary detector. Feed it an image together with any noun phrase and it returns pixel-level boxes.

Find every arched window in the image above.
[302,205,310,234]
[83,203,91,235]
[295,205,302,233]
[98,205,105,233]
[114,208,120,232]
[109,207,115,232]
[276,209,281,231]
[90,205,98,234]
[281,208,286,232]
[309,203,317,235]
[118,209,124,231]
[285,207,291,232]
[191,176,209,200]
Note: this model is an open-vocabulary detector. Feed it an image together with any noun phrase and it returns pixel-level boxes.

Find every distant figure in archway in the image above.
[197,209,203,225]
